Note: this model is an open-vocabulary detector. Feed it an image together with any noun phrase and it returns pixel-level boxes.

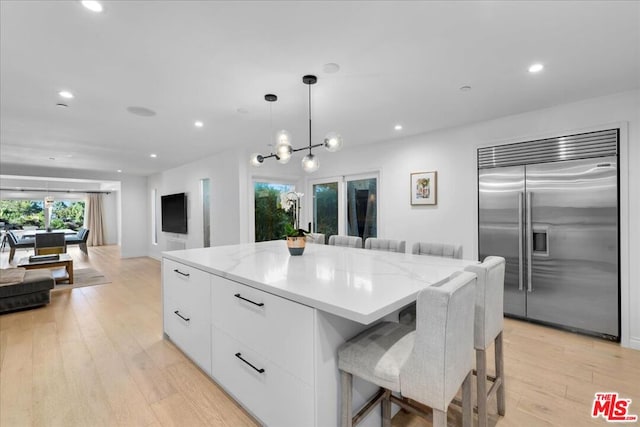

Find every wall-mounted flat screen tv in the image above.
[161,193,188,234]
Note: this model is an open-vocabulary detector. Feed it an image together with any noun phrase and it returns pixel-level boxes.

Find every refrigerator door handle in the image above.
[526,191,533,292]
[518,192,524,291]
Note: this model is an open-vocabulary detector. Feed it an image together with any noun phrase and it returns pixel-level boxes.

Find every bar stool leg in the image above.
[341,370,353,427]
[433,409,447,427]
[462,371,472,427]
[382,394,391,427]
[495,331,506,416]
[476,347,488,427]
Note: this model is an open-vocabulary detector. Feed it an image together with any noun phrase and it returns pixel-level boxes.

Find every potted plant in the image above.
[280,192,308,255]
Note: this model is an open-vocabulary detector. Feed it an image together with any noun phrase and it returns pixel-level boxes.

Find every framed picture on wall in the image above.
[410,171,437,205]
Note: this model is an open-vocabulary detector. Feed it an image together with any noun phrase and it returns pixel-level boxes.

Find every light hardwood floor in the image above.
[1,245,638,426]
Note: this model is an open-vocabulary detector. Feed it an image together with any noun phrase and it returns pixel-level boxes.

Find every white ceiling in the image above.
[1,1,638,176]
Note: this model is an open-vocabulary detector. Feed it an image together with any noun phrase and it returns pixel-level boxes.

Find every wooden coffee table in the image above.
[17,253,74,284]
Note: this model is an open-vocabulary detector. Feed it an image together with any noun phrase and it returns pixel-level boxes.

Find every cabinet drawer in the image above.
[163,258,211,315]
[211,275,314,385]
[164,296,212,375]
[211,326,313,427]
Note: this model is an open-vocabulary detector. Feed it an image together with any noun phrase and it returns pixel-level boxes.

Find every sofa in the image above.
[0,268,55,314]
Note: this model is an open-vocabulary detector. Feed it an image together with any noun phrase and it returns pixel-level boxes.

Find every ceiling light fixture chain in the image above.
[250,74,343,173]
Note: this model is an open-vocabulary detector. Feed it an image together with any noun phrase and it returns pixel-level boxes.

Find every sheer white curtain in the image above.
[85,193,105,246]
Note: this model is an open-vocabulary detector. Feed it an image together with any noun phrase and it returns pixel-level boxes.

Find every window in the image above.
[201,178,211,247]
[253,181,295,242]
[0,199,85,230]
[151,189,158,244]
[309,173,378,243]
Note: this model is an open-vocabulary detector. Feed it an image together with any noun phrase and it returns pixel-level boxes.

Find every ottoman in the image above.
[0,269,55,314]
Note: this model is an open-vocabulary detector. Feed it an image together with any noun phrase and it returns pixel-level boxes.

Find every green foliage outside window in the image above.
[314,183,338,239]
[0,199,85,230]
[254,183,294,242]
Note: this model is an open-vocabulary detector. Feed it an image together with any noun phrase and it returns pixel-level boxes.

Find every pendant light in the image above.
[250,75,343,172]
[250,94,292,167]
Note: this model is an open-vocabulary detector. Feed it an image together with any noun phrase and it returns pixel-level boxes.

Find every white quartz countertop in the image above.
[163,241,477,324]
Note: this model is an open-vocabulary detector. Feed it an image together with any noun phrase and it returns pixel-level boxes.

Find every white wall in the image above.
[100,183,119,245]
[277,90,638,348]
[118,175,148,257]
[146,148,243,260]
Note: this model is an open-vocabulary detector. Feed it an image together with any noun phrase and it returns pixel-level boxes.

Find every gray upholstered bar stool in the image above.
[399,242,464,325]
[412,241,463,258]
[328,235,363,248]
[338,271,477,427]
[306,233,326,244]
[464,256,506,427]
[364,237,406,253]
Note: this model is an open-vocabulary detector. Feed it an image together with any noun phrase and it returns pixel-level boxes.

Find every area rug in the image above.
[52,267,111,291]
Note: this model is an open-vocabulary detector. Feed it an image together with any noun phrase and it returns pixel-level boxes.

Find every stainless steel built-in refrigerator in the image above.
[478,129,619,340]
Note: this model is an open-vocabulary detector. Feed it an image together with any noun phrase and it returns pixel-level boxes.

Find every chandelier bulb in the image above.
[250,153,264,167]
[324,132,344,152]
[275,129,293,164]
[302,153,319,173]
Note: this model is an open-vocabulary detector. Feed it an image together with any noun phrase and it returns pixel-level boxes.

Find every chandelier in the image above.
[249,75,343,173]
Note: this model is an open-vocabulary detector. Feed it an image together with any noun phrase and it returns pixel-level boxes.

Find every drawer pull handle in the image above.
[174,310,190,322]
[235,352,265,374]
[234,293,264,307]
[173,269,190,277]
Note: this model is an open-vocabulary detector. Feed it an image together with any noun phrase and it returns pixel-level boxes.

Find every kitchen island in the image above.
[162,241,476,427]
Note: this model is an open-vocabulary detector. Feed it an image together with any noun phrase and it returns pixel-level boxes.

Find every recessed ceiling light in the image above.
[81,1,103,12]
[394,124,403,131]
[194,121,204,128]
[528,63,544,73]
[459,85,472,92]
[150,154,157,158]
[59,91,74,99]
[117,169,122,173]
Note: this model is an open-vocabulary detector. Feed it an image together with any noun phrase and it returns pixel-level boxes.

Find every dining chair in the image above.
[338,271,476,427]
[35,232,67,255]
[411,242,463,259]
[306,232,326,244]
[7,231,35,262]
[328,235,362,248]
[65,228,90,255]
[464,256,506,427]
[364,237,406,253]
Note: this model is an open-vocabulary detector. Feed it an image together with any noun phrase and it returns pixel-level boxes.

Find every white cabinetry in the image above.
[162,259,317,426]
[162,258,211,375]
[211,276,315,427]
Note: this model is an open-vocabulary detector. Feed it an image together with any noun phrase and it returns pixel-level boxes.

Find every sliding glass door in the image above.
[309,173,378,244]
[346,177,377,241]
[312,182,338,240]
